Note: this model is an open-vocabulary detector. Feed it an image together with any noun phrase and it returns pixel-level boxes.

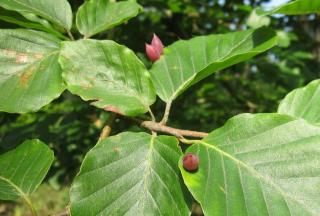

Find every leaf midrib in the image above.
[139,134,156,213]
[195,140,315,215]
[0,175,28,200]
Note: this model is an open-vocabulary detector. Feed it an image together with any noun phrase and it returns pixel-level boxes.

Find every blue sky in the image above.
[262,0,290,8]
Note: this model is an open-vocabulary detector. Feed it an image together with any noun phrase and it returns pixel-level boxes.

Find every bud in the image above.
[145,34,164,62]
[183,153,199,172]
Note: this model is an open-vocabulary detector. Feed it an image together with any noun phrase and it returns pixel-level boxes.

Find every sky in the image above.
[262,0,290,8]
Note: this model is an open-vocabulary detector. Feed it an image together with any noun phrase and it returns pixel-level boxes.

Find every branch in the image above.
[119,115,208,138]
[140,121,208,138]
[105,113,208,139]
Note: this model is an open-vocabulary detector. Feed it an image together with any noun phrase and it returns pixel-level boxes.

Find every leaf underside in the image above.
[181,113,320,216]
[70,132,190,216]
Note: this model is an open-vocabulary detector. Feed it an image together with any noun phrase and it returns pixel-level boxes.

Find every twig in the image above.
[119,116,208,138]
[98,113,117,141]
[148,107,156,122]
[160,101,172,125]
[67,30,75,41]
[179,138,198,145]
[140,121,208,138]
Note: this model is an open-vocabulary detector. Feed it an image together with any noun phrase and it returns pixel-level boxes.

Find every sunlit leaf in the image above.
[76,0,142,38]
[247,10,271,29]
[150,27,277,102]
[257,0,320,16]
[278,79,320,124]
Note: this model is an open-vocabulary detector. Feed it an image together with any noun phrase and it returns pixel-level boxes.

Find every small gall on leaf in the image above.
[145,33,164,62]
[183,153,199,172]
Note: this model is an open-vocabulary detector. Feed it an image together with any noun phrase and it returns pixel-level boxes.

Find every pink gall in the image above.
[151,34,164,55]
[145,34,164,62]
[145,43,160,62]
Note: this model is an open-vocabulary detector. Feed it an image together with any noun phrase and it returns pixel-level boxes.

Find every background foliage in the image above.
[0,0,319,214]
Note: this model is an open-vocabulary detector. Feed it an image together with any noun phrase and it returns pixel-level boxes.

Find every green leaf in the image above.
[70,132,190,216]
[76,0,143,38]
[0,29,65,113]
[0,8,68,40]
[247,10,271,29]
[150,27,277,102]
[0,139,54,200]
[276,30,291,48]
[180,113,320,216]
[257,0,320,16]
[278,79,320,124]
[0,0,73,30]
[59,39,156,116]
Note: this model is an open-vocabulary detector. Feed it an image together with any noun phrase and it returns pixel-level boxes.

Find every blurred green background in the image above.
[0,0,319,215]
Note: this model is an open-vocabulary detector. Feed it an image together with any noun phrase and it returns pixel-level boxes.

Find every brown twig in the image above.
[98,113,117,141]
[117,115,208,138]
[141,121,208,138]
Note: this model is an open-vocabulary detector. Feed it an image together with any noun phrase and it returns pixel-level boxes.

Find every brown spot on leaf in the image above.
[82,83,93,90]
[34,53,44,59]
[4,49,17,57]
[113,147,120,153]
[20,67,35,87]
[104,106,124,115]
[16,54,28,63]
